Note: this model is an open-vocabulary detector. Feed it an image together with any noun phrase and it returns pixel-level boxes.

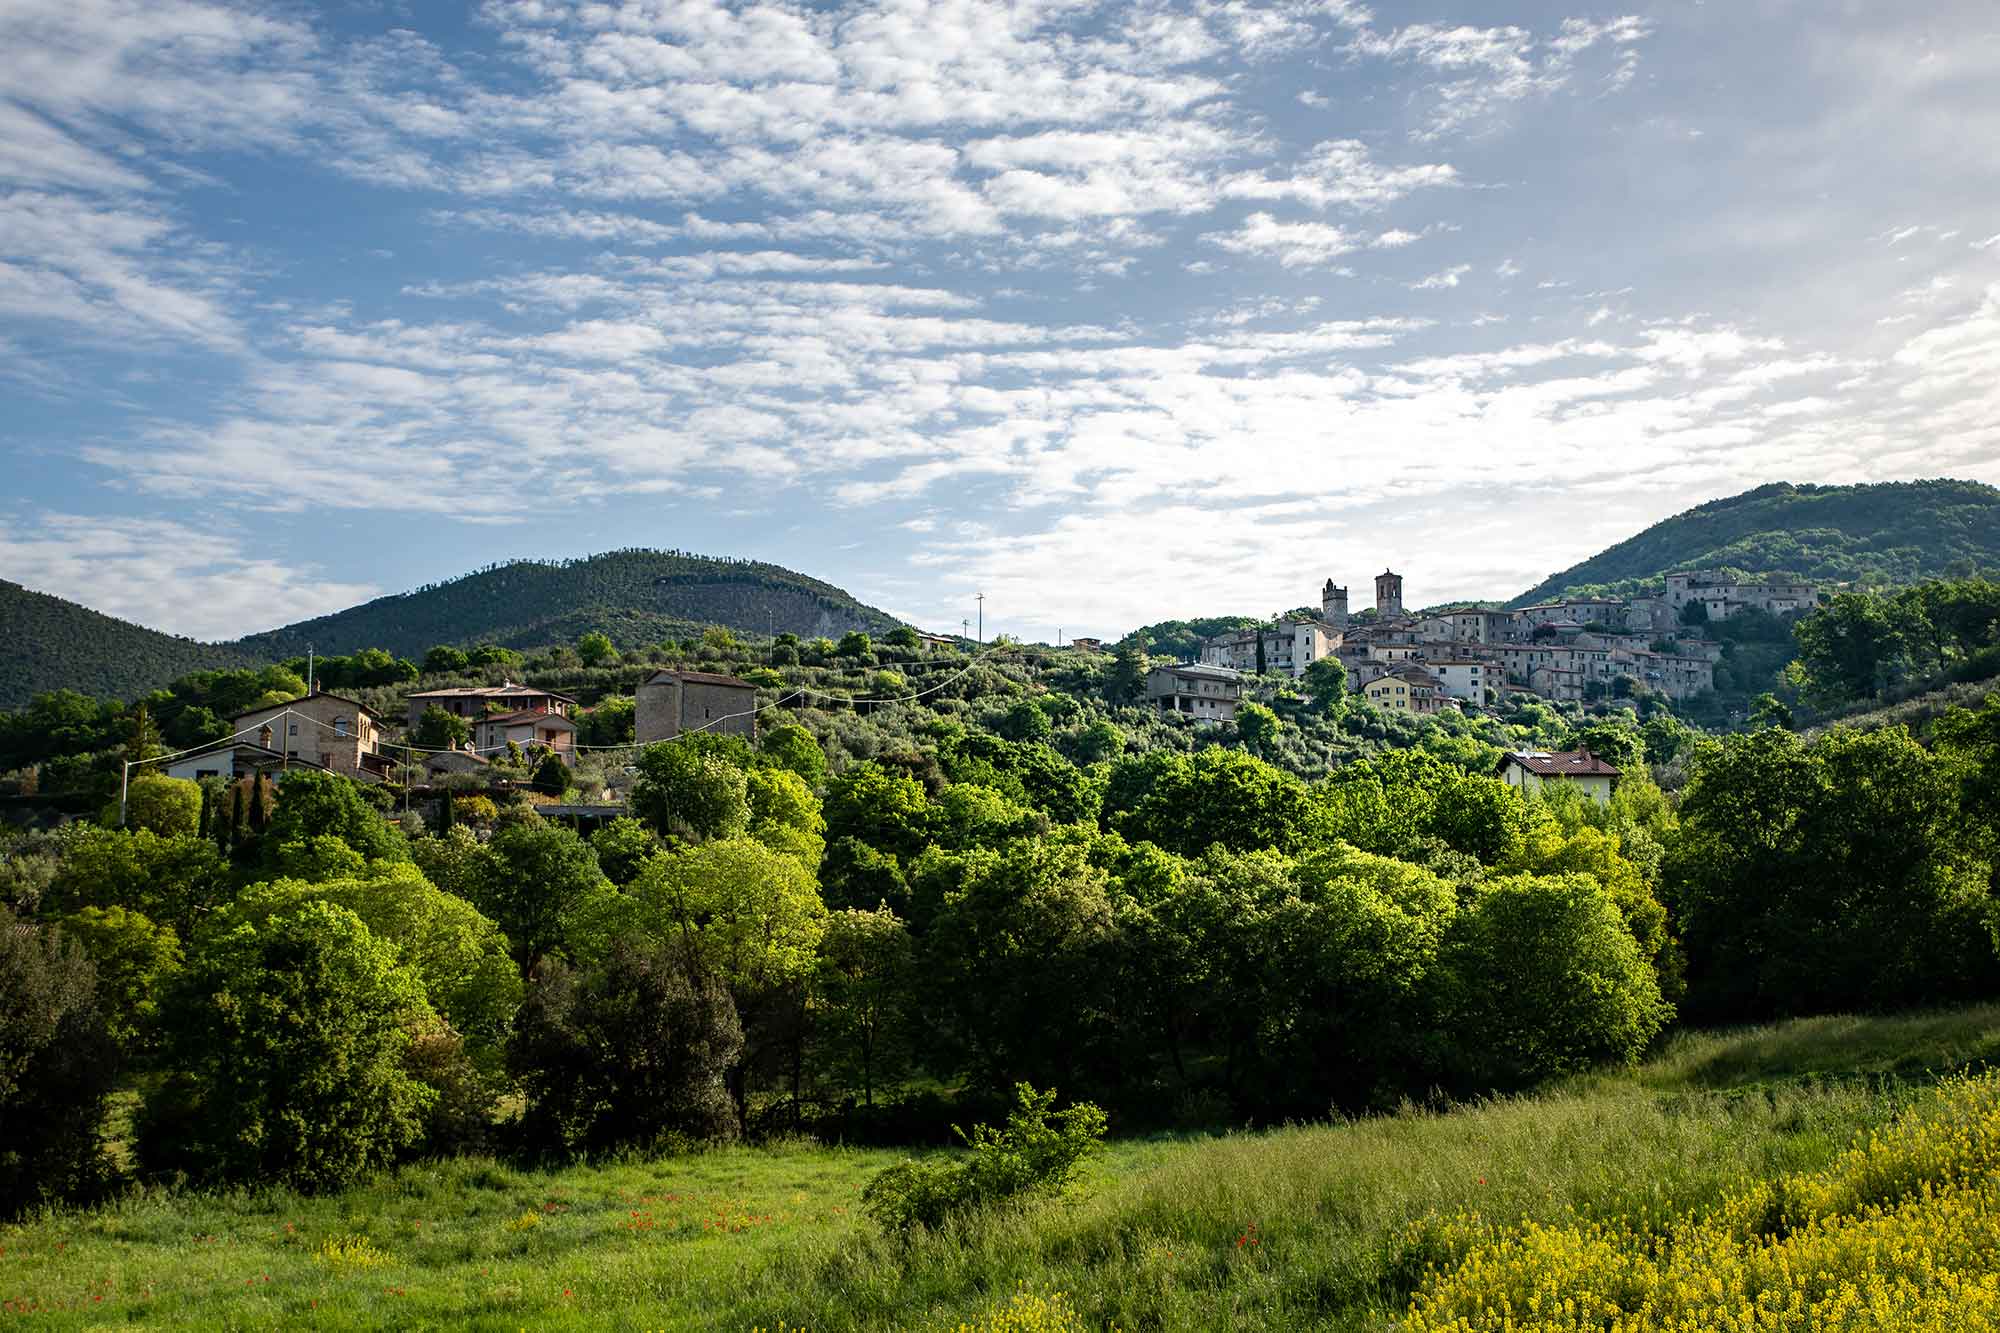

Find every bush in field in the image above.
[0,908,116,1215]
[1443,873,1671,1086]
[139,901,435,1192]
[862,1084,1107,1233]
[508,941,742,1154]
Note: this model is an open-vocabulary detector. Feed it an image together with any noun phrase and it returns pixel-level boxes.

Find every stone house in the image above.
[404,682,576,730]
[1496,748,1621,803]
[1425,659,1491,705]
[165,741,310,784]
[473,710,577,764]
[636,669,760,743]
[1144,662,1243,722]
[1201,620,1340,678]
[1664,571,1818,621]
[232,691,393,782]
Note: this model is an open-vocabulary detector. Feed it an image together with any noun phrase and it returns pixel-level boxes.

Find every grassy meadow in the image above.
[7,1004,2000,1330]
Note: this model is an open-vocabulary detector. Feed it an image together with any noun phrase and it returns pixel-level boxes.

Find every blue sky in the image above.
[1,0,1996,644]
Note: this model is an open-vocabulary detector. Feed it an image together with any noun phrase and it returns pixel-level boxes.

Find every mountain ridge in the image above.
[0,549,906,709]
[1508,478,2000,607]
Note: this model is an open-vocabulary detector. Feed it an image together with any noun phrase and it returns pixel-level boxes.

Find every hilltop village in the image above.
[1143,569,1819,722]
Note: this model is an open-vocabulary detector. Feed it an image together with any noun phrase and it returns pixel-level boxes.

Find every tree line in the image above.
[6,685,1999,1215]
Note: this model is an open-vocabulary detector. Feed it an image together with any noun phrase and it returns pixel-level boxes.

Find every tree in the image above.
[1749,692,1795,730]
[479,821,612,971]
[117,774,202,837]
[1075,719,1125,764]
[630,741,750,840]
[1236,702,1281,755]
[576,631,618,667]
[823,762,934,861]
[884,627,921,651]
[812,906,915,1108]
[0,909,116,1214]
[589,816,661,886]
[44,827,230,935]
[1104,749,1310,858]
[576,695,634,747]
[413,705,472,751]
[836,631,872,659]
[58,906,182,1058]
[227,864,523,1056]
[508,943,742,1153]
[422,646,470,674]
[1443,873,1671,1086]
[759,722,827,786]
[1106,646,1149,704]
[264,769,408,866]
[1791,592,1907,705]
[999,698,1053,743]
[531,753,571,798]
[140,901,435,1192]
[1665,726,1995,1022]
[469,643,519,669]
[1302,656,1349,716]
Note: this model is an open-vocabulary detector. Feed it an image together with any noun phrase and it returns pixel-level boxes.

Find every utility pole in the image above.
[307,643,314,695]
[961,618,970,644]
[976,592,984,645]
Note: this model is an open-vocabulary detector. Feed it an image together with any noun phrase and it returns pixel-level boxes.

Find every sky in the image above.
[1,0,1996,645]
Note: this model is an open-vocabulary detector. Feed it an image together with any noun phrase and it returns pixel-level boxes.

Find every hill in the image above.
[0,579,259,709]
[1,550,906,709]
[235,549,906,662]
[1510,478,2000,606]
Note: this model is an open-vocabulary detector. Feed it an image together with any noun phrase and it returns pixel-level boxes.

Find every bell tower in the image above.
[1321,578,1348,629]
[1375,569,1404,618]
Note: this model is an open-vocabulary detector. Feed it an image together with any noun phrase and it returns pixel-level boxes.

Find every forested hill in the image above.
[2,550,906,708]
[234,549,905,661]
[1510,479,2000,606]
[0,580,259,709]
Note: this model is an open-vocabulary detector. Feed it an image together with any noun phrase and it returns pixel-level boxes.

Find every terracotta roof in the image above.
[1497,749,1622,778]
[646,669,760,689]
[231,690,382,723]
[408,683,578,703]
[478,709,579,729]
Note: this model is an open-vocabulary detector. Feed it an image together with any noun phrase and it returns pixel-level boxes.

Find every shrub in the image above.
[0,908,117,1215]
[861,1084,1107,1233]
[630,741,749,840]
[57,905,182,1057]
[531,753,571,798]
[114,774,202,838]
[508,942,743,1154]
[139,900,436,1192]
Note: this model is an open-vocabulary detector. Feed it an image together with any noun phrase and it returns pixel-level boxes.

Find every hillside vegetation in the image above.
[235,549,906,661]
[0,551,906,709]
[1511,478,2000,606]
[8,1005,2000,1329]
[0,581,258,711]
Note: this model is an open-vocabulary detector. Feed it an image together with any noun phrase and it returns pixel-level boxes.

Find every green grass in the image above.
[9,1005,2000,1329]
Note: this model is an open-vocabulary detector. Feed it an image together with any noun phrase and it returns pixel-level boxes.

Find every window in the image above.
[289,722,299,736]
[334,716,350,736]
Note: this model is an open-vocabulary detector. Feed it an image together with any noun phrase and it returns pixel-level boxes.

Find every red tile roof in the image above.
[1497,749,1622,778]
[647,669,760,689]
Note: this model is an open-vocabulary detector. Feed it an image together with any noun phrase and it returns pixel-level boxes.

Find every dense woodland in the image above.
[1510,478,2000,605]
[4,584,2000,1217]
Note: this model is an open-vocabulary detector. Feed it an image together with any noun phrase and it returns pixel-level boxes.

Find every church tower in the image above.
[1375,569,1404,618]
[1321,578,1348,629]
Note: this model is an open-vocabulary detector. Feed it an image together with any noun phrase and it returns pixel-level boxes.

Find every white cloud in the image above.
[1204,212,1363,267]
[0,513,379,640]
[1410,263,1471,289]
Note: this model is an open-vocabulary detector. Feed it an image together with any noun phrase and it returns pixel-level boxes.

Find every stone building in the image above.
[1362,665,1447,714]
[1375,569,1404,618]
[1321,579,1349,630]
[1664,571,1818,621]
[1144,662,1243,721]
[232,691,393,782]
[636,669,760,743]
[473,709,577,764]
[1201,619,1339,678]
[404,682,576,730]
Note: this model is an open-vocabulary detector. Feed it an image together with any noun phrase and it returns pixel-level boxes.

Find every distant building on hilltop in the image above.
[1376,569,1404,618]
